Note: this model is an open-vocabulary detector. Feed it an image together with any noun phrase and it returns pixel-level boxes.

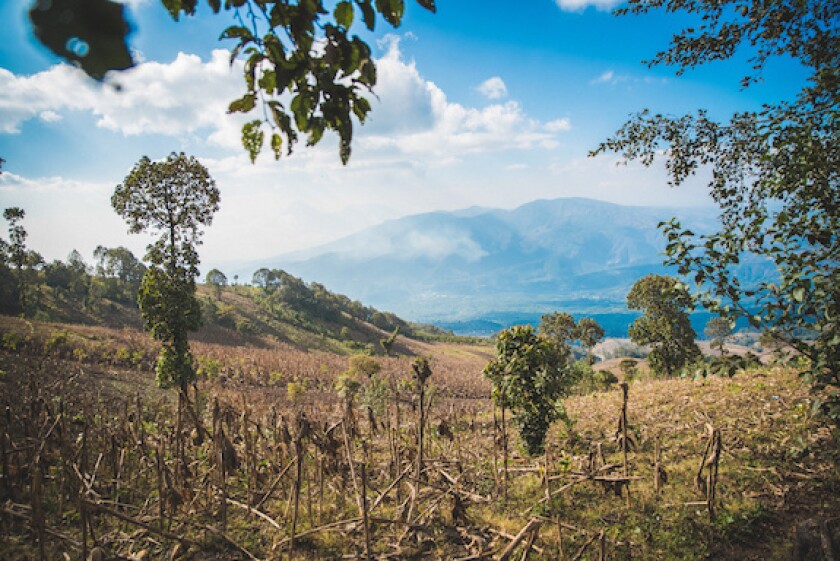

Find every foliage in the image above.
[28,0,133,80]
[619,358,640,381]
[92,245,146,303]
[380,326,399,355]
[1,208,31,314]
[361,373,390,416]
[205,268,228,299]
[539,312,577,345]
[539,312,605,363]
[335,369,362,401]
[348,353,381,378]
[29,0,437,163]
[596,0,839,420]
[112,152,219,390]
[627,274,701,377]
[571,360,618,394]
[704,316,733,355]
[539,313,606,368]
[576,317,605,357]
[683,353,762,380]
[484,325,576,455]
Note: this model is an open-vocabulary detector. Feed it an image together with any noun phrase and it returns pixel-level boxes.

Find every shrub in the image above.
[197,357,223,381]
[2,331,24,351]
[287,377,308,401]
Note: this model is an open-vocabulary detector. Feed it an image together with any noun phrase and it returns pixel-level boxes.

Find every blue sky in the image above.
[0,0,807,273]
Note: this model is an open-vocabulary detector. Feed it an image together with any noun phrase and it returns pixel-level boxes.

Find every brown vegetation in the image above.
[0,317,837,561]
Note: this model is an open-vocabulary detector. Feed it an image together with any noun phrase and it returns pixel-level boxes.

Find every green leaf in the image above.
[415,0,436,13]
[228,93,256,114]
[241,120,264,163]
[352,96,371,122]
[356,0,376,30]
[270,133,283,160]
[335,1,354,28]
[219,25,254,41]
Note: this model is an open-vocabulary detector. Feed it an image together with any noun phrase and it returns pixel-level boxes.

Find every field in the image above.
[1,316,838,561]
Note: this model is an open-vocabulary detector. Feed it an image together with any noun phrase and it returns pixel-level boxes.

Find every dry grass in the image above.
[0,316,837,561]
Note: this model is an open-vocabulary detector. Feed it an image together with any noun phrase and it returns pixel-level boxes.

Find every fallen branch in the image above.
[80,499,198,548]
[2,504,81,549]
[497,518,542,561]
[226,498,282,531]
[570,531,599,561]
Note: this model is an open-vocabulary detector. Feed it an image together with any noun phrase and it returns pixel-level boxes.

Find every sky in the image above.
[0,0,808,276]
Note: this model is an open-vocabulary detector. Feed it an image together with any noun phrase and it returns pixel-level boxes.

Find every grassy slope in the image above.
[0,316,837,560]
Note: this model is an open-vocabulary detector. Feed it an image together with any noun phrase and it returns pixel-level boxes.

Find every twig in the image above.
[570,531,599,561]
[80,499,198,547]
[226,498,282,530]
[497,518,542,561]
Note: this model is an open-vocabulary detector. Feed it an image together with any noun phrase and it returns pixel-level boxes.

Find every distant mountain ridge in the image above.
[239,198,770,334]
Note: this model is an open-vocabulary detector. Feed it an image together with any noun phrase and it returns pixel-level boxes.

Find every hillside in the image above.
[1,261,469,357]
[242,198,774,329]
[0,316,837,560]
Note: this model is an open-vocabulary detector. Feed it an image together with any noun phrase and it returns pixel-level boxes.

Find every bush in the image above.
[571,361,619,394]
[197,357,223,381]
[2,331,25,351]
[287,377,308,401]
[681,353,762,379]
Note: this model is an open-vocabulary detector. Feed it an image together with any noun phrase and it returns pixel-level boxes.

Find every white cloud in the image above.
[593,70,615,83]
[39,110,62,123]
[0,40,563,164]
[403,230,487,262]
[590,69,666,87]
[0,51,244,140]
[545,118,572,132]
[555,0,623,12]
[477,76,508,100]
[357,38,562,161]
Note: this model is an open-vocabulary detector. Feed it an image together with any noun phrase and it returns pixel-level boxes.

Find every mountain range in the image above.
[237,198,770,336]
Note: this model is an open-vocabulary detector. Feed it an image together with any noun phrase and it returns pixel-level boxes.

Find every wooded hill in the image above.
[0,251,468,356]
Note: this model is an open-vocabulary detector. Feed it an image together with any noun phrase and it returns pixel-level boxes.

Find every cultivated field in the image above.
[0,317,838,560]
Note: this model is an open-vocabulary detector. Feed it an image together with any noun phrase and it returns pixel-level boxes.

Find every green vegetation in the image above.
[539,312,605,364]
[705,316,733,355]
[597,0,839,421]
[627,274,701,377]
[28,0,437,163]
[484,325,576,455]
[112,152,220,391]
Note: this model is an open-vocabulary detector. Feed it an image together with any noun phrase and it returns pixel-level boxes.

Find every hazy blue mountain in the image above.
[239,198,770,335]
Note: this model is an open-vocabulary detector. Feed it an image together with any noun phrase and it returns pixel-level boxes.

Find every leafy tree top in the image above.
[596,0,838,414]
[112,152,220,276]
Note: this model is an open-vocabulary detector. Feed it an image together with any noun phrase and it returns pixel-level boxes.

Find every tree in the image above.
[205,268,228,299]
[93,245,146,303]
[484,325,575,456]
[539,312,577,346]
[627,274,700,377]
[2,208,29,315]
[576,317,605,363]
[705,317,733,356]
[595,1,839,418]
[252,267,274,291]
[539,312,605,364]
[111,152,220,392]
[28,0,437,164]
